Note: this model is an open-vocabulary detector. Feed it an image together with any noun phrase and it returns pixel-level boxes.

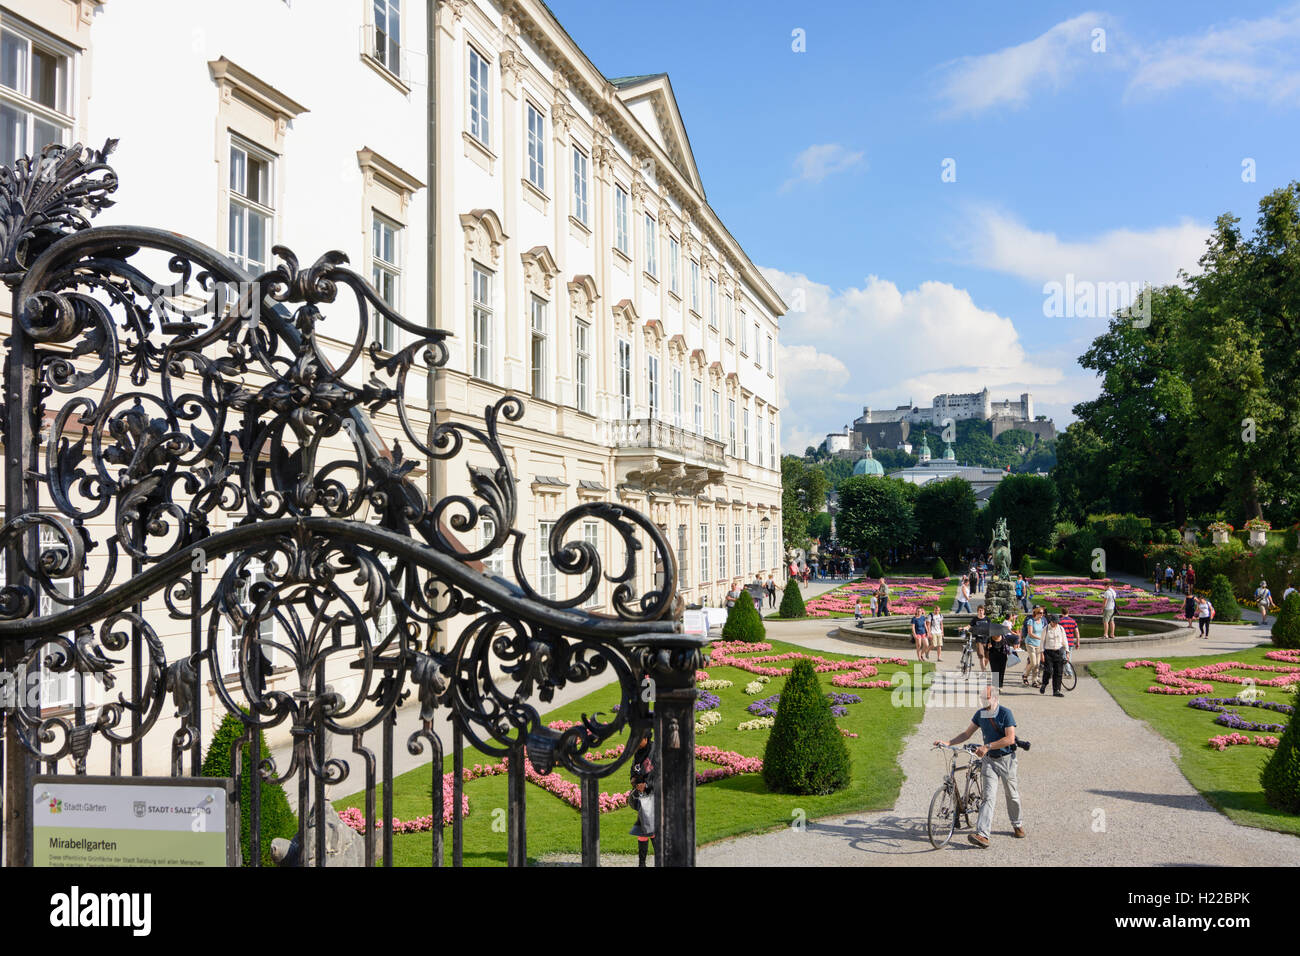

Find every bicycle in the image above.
[1060,654,1078,692]
[927,743,985,849]
[958,629,975,677]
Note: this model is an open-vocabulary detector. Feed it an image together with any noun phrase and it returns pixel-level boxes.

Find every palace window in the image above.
[583,521,600,606]
[0,22,72,166]
[371,212,401,350]
[371,0,401,74]
[572,145,589,224]
[530,295,548,400]
[617,338,632,418]
[614,184,630,255]
[717,524,726,582]
[743,406,750,461]
[711,389,721,440]
[472,263,493,380]
[574,318,590,412]
[693,379,703,435]
[728,398,737,457]
[538,521,556,601]
[677,524,689,588]
[671,366,683,429]
[526,101,545,191]
[646,353,660,420]
[707,277,717,329]
[228,137,274,273]
[468,45,490,146]
[644,213,657,276]
[699,523,709,582]
[734,523,741,578]
[668,236,680,294]
[481,517,505,577]
[690,260,700,312]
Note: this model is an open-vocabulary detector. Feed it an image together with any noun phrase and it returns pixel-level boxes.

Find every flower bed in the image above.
[1032,578,1183,617]
[1124,659,1300,695]
[801,577,948,618]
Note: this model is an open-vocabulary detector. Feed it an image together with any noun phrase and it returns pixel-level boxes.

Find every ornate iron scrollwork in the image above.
[0,141,681,843]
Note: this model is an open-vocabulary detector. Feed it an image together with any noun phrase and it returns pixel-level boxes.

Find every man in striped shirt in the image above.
[1059,613,1079,651]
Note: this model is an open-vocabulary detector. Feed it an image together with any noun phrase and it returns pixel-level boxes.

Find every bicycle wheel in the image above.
[1060,658,1077,691]
[959,647,973,677]
[962,768,984,830]
[927,783,956,849]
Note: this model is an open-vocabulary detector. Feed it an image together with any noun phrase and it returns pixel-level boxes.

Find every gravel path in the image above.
[699,618,1300,867]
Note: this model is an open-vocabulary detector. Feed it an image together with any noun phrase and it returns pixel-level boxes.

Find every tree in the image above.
[1259,686,1300,813]
[1272,592,1300,649]
[722,588,766,642]
[986,474,1057,555]
[836,475,917,558]
[808,511,833,544]
[781,455,829,553]
[1208,574,1241,622]
[931,556,950,579]
[914,477,976,567]
[778,578,806,618]
[762,660,851,795]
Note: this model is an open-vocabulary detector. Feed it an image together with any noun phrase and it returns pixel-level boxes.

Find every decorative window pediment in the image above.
[357,147,425,214]
[521,244,559,296]
[568,274,599,320]
[209,56,308,149]
[460,208,506,266]
[612,298,638,337]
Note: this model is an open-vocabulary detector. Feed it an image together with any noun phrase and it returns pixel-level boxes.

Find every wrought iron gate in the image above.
[0,141,702,866]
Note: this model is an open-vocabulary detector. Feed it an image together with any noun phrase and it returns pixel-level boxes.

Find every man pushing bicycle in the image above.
[935,684,1025,848]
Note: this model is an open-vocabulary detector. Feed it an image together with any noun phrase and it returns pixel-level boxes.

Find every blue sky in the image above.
[548,0,1300,451]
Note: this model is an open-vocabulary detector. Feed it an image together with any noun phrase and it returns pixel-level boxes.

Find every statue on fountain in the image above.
[991,517,1012,580]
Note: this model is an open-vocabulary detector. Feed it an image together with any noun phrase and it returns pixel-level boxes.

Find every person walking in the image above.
[986,622,1010,689]
[1022,607,1046,686]
[1196,593,1215,638]
[971,604,991,672]
[911,607,930,662]
[1165,563,1175,593]
[878,580,891,617]
[1102,582,1118,639]
[1040,613,1068,697]
[928,605,945,663]
[869,592,879,617]
[1182,590,1197,627]
[967,566,978,599]
[628,728,656,866]
[1185,564,1196,594]
[1015,574,1027,613]
[1255,580,1275,627]
[1154,562,1163,594]
[1060,612,1079,654]
[1283,583,1298,606]
[766,575,777,609]
[956,578,972,614]
[935,684,1025,848]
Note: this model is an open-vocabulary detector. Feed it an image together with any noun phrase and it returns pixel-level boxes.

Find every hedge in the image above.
[931,557,949,580]
[761,660,851,795]
[1259,686,1300,814]
[1207,574,1241,622]
[722,588,766,642]
[778,578,807,619]
[1272,593,1300,650]
[201,711,297,866]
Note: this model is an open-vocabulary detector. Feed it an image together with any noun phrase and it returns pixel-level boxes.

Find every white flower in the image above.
[737,717,775,731]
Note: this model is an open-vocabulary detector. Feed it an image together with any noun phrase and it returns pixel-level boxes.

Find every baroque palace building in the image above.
[0,0,783,765]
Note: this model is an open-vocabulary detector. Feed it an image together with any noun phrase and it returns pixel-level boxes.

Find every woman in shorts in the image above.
[927,605,944,662]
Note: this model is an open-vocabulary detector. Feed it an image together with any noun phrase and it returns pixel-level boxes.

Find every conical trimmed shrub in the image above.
[778,578,806,619]
[931,557,950,580]
[1260,686,1300,814]
[762,660,851,795]
[202,711,297,865]
[868,557,884,579]
[1273,593,1300,649]
[723,588,766,642]
[1019,555,1035,579]
[1208,573,1241,622]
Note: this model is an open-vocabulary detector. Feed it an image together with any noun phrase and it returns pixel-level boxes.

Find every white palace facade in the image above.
[0,0,784,763]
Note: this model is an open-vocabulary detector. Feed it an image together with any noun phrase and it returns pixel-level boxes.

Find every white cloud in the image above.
[1128,4,1300,105]
[960,206,1209,289]
[763,269,1070,451]
[781,144,865,190]
[935,13,1112,116]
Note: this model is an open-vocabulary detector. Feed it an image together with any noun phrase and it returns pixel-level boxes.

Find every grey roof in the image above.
[532,475,569,487]
[578,479,608,492]
[608,73,667,88]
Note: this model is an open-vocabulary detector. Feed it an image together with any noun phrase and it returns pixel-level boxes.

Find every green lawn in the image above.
[1090,646,1300,837]
[335,637,927,865]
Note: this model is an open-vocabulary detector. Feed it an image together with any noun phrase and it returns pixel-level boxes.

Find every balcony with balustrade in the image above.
[607,418,726,494]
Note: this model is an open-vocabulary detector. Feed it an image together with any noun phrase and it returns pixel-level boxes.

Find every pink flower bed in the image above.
[1033,578,1181,617]
[709,641,906,687]
[1125,658,1300,696]
[1266,649,1300,664]
[338,774,470,832]
[1208,732,1279,751]
[803,577,946,618]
